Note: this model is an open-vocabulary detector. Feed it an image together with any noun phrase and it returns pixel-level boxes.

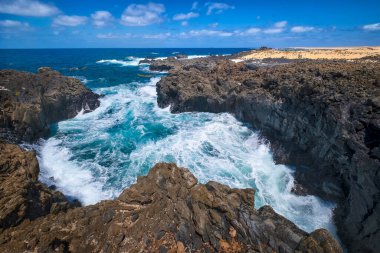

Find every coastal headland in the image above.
[1,46,379,252]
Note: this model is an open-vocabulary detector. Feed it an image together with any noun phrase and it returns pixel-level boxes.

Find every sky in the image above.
[0,0,379,48]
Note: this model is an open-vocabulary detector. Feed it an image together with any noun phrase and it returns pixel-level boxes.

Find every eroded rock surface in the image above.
[0,163,341,253]
[0,140,78,231]
[0,67,100,143]
[155,59,380,252]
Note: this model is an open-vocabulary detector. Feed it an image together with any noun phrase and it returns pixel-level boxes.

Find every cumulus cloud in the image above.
[173,12,199,21]
[273,21,287,28]
[181,29,234,37]
[0,19,29,28]
[206,2,235,15]
[263,21,287,34]
[143,32,171,39]
[0,0,59,17]
[363,23,380,31]
[242,27,261,35]
[121,3,165,26]
[263,28,283,34]
[91,11,113,27]
[291,26,315,33]
[97,33,132,39]
[53,15,88,27]
[181,21,188,26]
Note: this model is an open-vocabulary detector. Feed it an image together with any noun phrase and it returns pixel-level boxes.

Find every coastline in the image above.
[238,46,380,60]
[153,53,380,252]
[1,47,378,251]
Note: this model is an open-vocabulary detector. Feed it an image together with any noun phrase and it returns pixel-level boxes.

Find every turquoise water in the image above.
[1,49,336,235]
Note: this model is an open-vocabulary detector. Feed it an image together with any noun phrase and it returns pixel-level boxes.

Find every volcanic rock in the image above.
[155,58,380,252]
[0,140,78,231]
[0,163,342,253]
[0,68,100,143]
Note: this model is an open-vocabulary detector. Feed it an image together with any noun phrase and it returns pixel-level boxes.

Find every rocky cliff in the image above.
[0,140,79,231]
[0,67,342,252]
[0,67,100,143]
[0,162,342,253]
[155,58,380,252]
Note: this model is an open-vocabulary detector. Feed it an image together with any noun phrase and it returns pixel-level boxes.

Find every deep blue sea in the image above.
[0,48,337,236]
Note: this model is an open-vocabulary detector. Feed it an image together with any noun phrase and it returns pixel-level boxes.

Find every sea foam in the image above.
[39,76,336,237]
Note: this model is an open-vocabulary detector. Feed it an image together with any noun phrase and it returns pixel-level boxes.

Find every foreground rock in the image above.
[0,67,100,143]
[0,140,78,231]
[156,59,380,252]
[0,163,341,253]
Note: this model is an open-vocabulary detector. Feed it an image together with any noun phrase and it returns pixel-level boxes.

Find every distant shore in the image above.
[239,46,380,60]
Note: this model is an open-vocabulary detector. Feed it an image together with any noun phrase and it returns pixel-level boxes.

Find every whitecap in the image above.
[39,75,337,238]
[96,57,144,67]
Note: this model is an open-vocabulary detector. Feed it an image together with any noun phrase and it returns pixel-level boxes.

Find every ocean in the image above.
[0,48,336,236]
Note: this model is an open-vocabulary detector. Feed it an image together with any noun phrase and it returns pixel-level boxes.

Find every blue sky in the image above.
[0,0,379,48]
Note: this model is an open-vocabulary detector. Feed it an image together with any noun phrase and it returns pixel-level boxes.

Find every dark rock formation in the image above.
[155,59,380,252]
[139,58,153,65]
[0,67,100,143]
[0,140,79,231]
[175,54,188,59]
[0,163,341,253]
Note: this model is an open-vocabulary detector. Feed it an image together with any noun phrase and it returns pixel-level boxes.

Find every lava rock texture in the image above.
[0,163,342,253]
[0,140,79,231]
[155,58,380,252]
[0,67,100,143]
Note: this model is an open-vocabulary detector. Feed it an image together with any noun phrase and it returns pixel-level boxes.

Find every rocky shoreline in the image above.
[154,56,380,252]
[0,67,100,143]
[0,67,343,252]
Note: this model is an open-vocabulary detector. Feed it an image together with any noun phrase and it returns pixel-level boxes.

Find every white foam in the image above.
[187,55,208,59]
[96,57,144,67]
[39,74,337,236]
[38,139,114,205]
[231,59,244,63]
[71,76,90,84]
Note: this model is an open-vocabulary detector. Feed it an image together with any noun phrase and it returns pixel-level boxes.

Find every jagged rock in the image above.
[139,58,153,64]
[0,68,100,143]
[0,140,79,231]
[155,59,380,252]
[175,54,188,59]
[0,163,341,253]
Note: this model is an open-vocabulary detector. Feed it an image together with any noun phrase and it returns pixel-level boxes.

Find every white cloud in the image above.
[291,26,315,33]
[191,2,198,10]
[274,21,287,28]
[0,19,29,28]
[363,23,380,31]
[206,2,235,15]
[0,0,59,17]
[53,15,88,27]
[181,21,188,26]
[121,3,165,26]
[262,21,287,34]
[173,12,199,21]
[181,29,234,37]
[263,28,283,34]
[91,11,113,27]
[209,22,218,28]
[243,27,261,35]
[97,33,132,39]
[143,32,171,39]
